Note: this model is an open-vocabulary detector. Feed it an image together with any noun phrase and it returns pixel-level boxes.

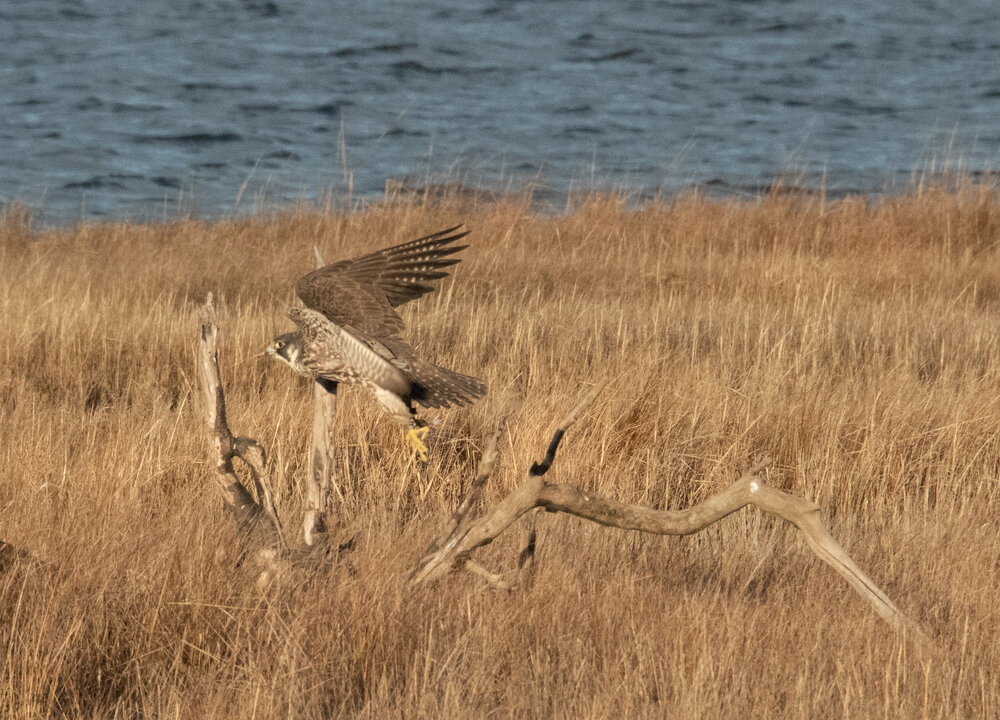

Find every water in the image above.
[3,0,1000,223]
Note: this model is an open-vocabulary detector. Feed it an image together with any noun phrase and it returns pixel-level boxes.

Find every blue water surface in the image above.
[2,0,999,222]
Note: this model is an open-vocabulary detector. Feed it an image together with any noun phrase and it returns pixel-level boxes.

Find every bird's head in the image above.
[265,331,306,373]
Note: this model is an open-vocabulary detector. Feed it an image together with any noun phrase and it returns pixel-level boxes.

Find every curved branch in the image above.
[415,408,924,642]
[520,379,610,574]
[531,379,607,476]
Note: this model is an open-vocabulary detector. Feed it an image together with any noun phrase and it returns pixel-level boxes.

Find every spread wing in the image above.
[289,307,412,399]
[295,225,469,337]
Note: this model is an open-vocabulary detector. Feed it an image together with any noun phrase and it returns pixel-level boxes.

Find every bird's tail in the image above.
[410,362,486,409]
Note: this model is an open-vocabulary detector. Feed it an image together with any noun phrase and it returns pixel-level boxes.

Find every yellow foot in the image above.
[405,425,430,462]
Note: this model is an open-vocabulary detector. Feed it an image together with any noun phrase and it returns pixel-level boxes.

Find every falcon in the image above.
[266,225,486,460]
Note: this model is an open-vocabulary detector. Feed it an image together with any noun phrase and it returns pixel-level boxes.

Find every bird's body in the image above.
[266,225,486,459]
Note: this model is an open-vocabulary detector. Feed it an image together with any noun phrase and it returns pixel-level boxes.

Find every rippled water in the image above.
[3,0,1000,222]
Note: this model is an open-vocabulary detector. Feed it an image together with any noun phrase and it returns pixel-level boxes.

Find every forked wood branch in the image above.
[414,382,925,642]
[419,423,504,562]
[198,291,345,562]
[414,381,605,584]
[198,294,283,550]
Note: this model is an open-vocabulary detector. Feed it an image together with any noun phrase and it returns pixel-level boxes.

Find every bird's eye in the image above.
[276,340,285,349]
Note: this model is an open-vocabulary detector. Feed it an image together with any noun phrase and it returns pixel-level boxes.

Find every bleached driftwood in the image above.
[198,294,284,553]
[303,247,337,547]
[198,292,354,567]
[514,382,610,578]
[414,383,925,641]
[304,381,337,546]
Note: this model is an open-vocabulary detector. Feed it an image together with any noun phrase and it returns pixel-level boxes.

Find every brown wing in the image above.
[295,225,469,336]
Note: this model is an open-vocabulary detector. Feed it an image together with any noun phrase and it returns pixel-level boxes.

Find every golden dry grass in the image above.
[2,186,1000,717]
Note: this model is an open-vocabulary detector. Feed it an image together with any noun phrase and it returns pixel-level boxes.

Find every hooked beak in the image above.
[264,344,276,356]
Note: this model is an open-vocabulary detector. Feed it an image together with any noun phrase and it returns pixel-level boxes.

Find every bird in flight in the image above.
[266,225,486,460]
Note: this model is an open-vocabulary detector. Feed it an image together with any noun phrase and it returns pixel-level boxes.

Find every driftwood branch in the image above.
[198,278,357,579]
[304,381,337,545]
[415,384,924,641]
[420,424,503,562]
[198,294,283,550]
[411,425,503,584]
[414,381,606,585]
[303,247,338,547]
[530,379,608,477]
[518,380,610,574]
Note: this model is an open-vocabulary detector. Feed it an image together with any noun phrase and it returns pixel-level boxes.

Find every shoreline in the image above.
[8,167,1000,229]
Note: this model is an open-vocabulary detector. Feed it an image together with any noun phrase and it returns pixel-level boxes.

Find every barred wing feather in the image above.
[295,225,469,336]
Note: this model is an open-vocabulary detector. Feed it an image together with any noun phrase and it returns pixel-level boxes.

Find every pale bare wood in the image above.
[303,247,338,547]
[411,425,503,583]
[197,294,282,549]
[518,379,609,575]
[414,390,925,642]
[417,380,607,584]
[304,381,337,545]
[422,425,503,555]
[464,559,512,590]
[234,438,286,552]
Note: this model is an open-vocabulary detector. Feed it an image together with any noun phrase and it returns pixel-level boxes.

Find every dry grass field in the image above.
[2,184,1000,718]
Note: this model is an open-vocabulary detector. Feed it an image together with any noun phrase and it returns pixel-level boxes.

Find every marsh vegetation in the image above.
[2,185,998,717]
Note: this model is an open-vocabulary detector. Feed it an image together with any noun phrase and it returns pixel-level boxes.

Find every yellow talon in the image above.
[405,424,430,462]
